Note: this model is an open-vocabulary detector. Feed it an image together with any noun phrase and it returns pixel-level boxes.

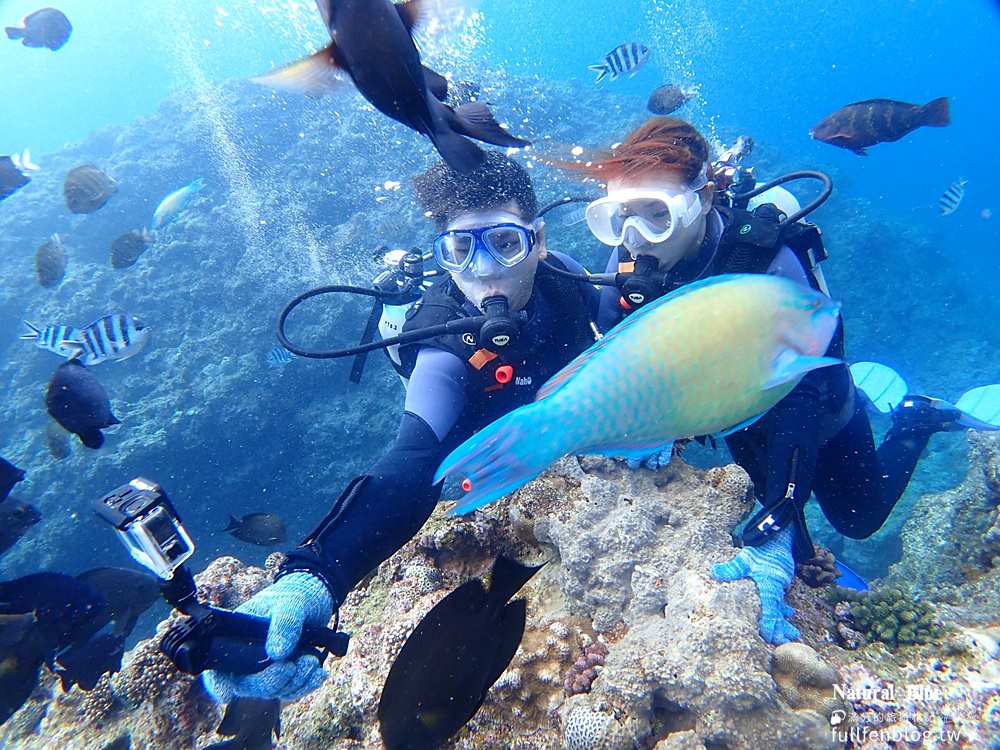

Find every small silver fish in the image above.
[589,43,650,84]
[69,314,151,365]
[20,322,82,358]
[265,347,295,368]
[152,178,206,230]
[939,179,967,216]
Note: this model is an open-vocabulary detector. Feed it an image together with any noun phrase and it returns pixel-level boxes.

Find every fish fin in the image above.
[223,515,242,532]
[63,343,85,361]
[78,430,105,450]
[248,44,351,98]
[764,352,841,390]
[485,556,543,609]
[19,321,40,340]
[438,401,567,514]
[422,65,449,101]
[853,147,868,156]
[484,597,527,689]
[18,149,38,172]
[316,0,333,29]
[594,439,673,460]
[715,411,768,438]
[921,96,950,127]
[395,0,422,32]
[425,106,486,174]
[535,342,606,401]
[4,26,23,40]
[447,102,531,148]
[588,64,608,83]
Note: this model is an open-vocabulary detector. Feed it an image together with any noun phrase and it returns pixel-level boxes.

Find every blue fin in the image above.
[764,351,842,390]
[955,385,1000,429]
[850,361,908,414]
[833,560,868,592]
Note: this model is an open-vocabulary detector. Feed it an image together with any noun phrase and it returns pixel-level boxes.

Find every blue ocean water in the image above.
[0,0,997,677]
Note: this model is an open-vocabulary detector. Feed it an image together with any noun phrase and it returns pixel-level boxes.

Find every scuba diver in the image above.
[558,116,1000,645]
[202,152,602,702]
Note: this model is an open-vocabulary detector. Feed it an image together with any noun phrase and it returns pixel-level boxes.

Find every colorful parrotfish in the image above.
[437,274,842,514]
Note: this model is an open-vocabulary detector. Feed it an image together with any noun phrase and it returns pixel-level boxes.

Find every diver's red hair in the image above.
[562,117,714,186]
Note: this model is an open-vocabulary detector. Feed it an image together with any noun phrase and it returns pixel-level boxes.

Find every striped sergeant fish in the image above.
[939,179,967,216]
[589,42,650,83]
[265,346,295,368]
[20,322,82,358]
[69,314,151,365]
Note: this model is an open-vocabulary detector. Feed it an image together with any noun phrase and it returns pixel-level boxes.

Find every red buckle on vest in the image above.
[495,365,514,384]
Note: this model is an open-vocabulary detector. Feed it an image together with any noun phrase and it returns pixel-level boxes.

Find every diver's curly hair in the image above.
[561,117,714,187]
[414,152,538,230]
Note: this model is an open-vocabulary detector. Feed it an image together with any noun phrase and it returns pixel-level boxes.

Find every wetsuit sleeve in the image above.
[277,347,469,605]
[404,347,469,441]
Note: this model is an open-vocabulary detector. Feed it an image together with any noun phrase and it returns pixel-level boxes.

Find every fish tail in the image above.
[19,321,39,340]
[921,97,950,127]
[5,26,24,40]
[588,64,608,83]
[222,515,241,532]
[485,556,543,608]
[436,400,570,514]
[426,105,486,174]
[447,102,531,148]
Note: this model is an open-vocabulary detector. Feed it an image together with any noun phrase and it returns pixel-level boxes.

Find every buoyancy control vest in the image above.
[397,255,598,414]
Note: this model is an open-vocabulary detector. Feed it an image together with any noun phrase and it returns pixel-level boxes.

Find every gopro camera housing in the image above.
[93,477,194,579]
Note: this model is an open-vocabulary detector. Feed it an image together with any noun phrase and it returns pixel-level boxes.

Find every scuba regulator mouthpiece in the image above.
[478,295,525,350]
[619,255,668,310]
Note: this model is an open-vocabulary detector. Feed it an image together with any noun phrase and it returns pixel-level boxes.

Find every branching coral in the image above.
[830,587,946,649]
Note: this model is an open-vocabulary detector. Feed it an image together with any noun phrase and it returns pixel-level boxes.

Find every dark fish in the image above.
[35,233,67,288]
[250,0,529,174]
[45,360,121,449]
[75,567,161,638]
[205,697,281,750]
[223,514,287,546]
[5,8,72,50]
[46,420,71,460]
[646,83,696,115]
[377,556,542,750]
[0,497,41,557]
[62,164,117,214]
[54,631,126,691]
[810,97,950,156]
[0,458,25,504]
[110,229,152,269]
[0,572,106,725]
[0,156,30,201]
[939,179,967,216]
[589,42,650,83]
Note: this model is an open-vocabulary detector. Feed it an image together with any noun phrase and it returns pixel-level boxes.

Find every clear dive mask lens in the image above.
[585,189,703,247]
[433,223,536,273]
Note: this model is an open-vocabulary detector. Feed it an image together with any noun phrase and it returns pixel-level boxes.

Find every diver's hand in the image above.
[202,572,334,702]
[711,528,801,644]
[624,445,673,471]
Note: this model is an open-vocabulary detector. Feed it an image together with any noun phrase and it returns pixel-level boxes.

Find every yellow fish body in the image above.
[438,274,841,513]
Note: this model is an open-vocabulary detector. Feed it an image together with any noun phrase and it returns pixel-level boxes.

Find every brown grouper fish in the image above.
[251,0,529,173]
[810,97,950,155]
[438,274,842,514]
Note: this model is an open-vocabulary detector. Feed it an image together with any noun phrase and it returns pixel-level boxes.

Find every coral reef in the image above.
[796,546,840,588]
[831,586,945,650]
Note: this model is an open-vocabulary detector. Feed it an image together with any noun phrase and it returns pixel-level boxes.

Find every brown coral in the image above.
[797,546,839,588]
[564,639,609,696]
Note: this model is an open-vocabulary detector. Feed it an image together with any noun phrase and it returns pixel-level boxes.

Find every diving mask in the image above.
[433,223,536,273]
[585,187,703,247]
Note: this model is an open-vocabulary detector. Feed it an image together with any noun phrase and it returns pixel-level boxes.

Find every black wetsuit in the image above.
[279,252,600,606]
[600,208,937,560]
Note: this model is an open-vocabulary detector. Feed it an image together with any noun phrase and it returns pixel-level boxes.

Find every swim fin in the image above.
[850,361,908,414]
[833,560,868,592]
[954,384,1000,429]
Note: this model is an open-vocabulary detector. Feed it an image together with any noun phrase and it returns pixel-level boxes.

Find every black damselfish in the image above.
[205,696,282,750]
[251,0,529,173]
[377,556,542,750]
[45,360,120,448]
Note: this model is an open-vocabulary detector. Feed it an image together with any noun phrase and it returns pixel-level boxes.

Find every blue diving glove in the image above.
[202,572,335,703]
[711,528,801,644]
[625,444,674,471]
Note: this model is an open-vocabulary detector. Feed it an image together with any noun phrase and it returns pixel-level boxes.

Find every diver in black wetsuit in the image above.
[203,153,601,702]
[567,117,998,644]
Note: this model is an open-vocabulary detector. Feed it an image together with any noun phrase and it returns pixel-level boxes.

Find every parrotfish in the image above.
[152,178,205,230]
[438,274,842,514]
